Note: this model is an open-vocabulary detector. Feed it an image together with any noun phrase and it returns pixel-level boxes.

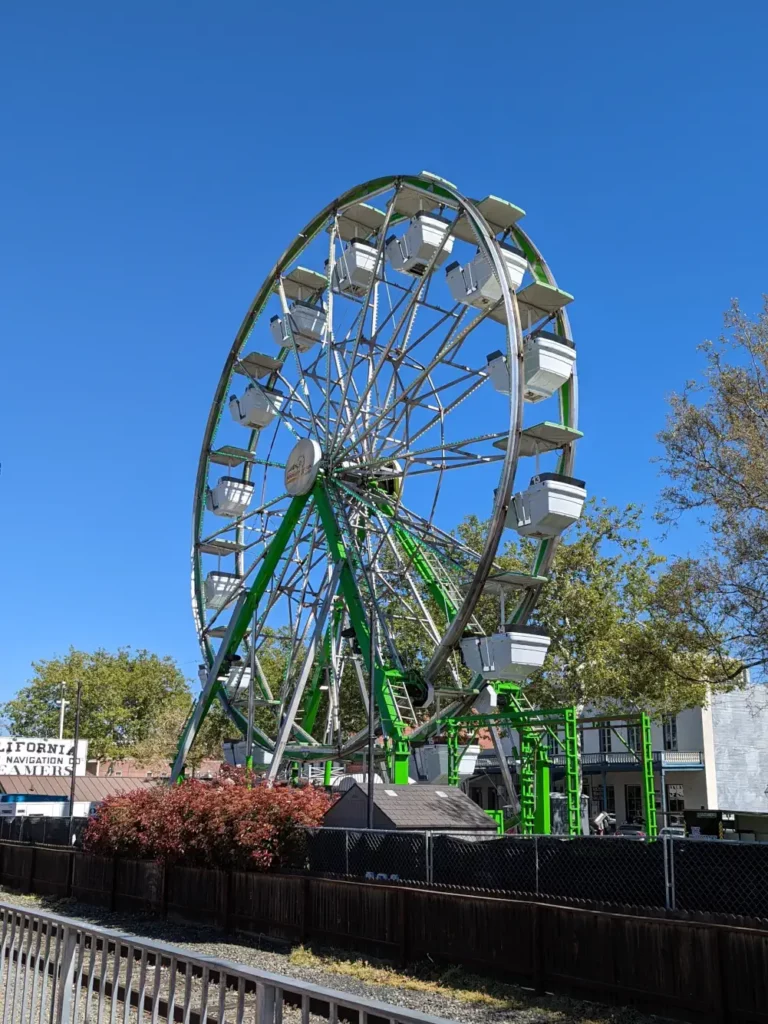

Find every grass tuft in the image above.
[288,946,526,1009]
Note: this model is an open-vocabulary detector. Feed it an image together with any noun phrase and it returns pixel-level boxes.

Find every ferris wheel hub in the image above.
[284,438,323,495]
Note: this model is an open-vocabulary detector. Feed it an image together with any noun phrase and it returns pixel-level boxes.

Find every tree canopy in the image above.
[0,647,219,763]
[657,299,768,681]
[456,501,738,716]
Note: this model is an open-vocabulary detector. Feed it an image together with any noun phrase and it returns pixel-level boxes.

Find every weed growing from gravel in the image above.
[289,947,526,1009]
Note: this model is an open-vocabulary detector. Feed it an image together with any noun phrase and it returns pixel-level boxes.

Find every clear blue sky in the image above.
[1,2,767,698]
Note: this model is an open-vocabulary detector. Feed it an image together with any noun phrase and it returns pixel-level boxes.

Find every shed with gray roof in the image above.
[323,782,498,833]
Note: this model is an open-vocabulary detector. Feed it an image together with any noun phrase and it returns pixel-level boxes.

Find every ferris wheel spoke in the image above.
[276,277,325,446]
[342,301,497,460]
[330,213,456,458]
[329,200,398,455]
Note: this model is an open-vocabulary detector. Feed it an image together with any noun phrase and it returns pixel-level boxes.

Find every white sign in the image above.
[0,738,89,777]
[284,438,322,495]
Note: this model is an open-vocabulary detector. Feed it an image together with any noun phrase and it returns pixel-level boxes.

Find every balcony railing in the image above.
[473,750,704,771]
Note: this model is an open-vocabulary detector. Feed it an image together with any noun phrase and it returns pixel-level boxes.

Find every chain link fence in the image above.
[305,828,768,916]
[4,817,768,918]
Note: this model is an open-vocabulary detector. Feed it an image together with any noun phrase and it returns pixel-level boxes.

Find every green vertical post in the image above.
[323,760,333,786]
[519,727,536,835]
[446,722,460,787]
[313,484,411,784]
[640,712,658,837]
[563,707,581,836]
[534,750,551,835]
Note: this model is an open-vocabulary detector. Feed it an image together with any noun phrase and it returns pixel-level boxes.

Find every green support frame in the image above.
[440,705,581,837]
[640,712,658,837]
[314,484,411,783]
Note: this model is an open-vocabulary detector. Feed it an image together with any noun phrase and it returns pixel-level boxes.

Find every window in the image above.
[545,731,560,758]
[663,715,678,752]
[666,783,685,824]
[470,788,483,807]
[598,727,612,754]
[487,788,497,811]
[625,784,643,822]
[626,725,642,752]
[592,783,615,814]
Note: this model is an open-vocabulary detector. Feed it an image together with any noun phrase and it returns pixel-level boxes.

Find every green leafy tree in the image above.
[1,647,192,761]
[657,299,768,679]
[452,502,738,716]
[129,699,232,770]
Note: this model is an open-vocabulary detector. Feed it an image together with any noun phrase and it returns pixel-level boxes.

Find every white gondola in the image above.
[330,239,379,297]
[204,571,241,611]
[523,330,576,402]
[206,476,254,517]
[385,213,454,278]
[229,384,284,429]
[485,350,512,394]
[445,243,528,309]
[507,473,586,538]
[270,301,326,352]
[485,331,576,402]
[460,627,551,682]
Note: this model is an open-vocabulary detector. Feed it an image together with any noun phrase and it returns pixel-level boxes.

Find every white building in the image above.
[462,685,768,827]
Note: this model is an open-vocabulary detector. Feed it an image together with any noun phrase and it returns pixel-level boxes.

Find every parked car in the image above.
[614,822,647,839]
[659,825,686,838]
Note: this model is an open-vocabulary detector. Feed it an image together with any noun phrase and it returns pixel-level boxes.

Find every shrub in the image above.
[83,777,331,871]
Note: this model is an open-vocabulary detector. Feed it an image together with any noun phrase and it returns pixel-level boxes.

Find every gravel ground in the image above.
[0,888,669,1024]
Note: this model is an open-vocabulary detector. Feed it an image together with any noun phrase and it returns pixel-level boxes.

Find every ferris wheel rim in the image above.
[185,172,580,777]
[191,173,529,669]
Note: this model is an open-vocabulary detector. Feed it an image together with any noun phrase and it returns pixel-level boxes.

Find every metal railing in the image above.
[0,899,458,1024]
[473,750,704,770]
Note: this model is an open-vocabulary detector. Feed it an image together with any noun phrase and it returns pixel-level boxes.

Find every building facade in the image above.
[461,685,768,827]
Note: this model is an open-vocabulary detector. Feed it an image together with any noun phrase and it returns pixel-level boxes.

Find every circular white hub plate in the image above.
[285,438,323,495]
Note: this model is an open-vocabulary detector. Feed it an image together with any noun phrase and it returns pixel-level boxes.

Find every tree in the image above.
[456,502,738,716]
[1,647,192,761]
[129,699,232,771]
[657,299,768,679]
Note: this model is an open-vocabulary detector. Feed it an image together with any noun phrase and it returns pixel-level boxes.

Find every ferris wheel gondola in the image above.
[172,172,585,784]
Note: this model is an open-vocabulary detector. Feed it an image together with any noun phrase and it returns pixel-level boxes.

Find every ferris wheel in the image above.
[172,172,585,785]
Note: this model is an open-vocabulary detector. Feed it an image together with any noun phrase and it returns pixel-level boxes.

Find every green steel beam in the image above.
[534,753,551,835]
[372,493,458,625]
[313,483,410,783]
[519,727,536,835]
[171,491,311,780]
[391,522,458,624]
[640,711,658,838]
[563,707,581,837]
[446,723,460,788]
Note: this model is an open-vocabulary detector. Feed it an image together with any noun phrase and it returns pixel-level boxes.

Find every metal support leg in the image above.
[446,722,460,788]
[563,707,581,836]
[534,752,551,835]
[519,727,536,835]
[640,712,658,837]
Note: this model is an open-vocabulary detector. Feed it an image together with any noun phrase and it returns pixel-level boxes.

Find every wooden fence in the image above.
[0,840,766,1024]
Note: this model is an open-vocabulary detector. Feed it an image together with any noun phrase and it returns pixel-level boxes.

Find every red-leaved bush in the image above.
[83,773,331,871]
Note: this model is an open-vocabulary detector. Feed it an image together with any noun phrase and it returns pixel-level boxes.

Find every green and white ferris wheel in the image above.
[172,172,585,792]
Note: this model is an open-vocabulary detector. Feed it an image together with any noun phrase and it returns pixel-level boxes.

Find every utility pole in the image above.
[57,681,68,740]
[367,594,377,829]
[246,617,256,784]
[67,678,83,845]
